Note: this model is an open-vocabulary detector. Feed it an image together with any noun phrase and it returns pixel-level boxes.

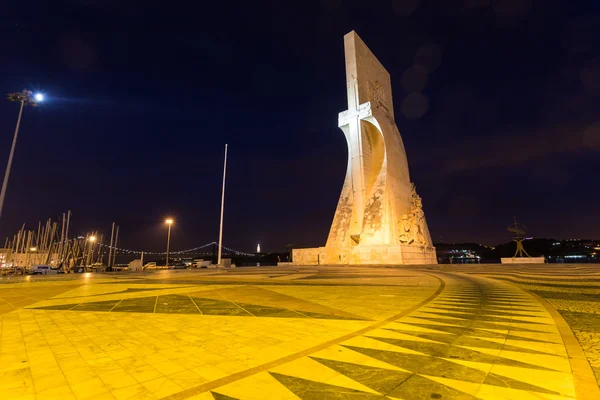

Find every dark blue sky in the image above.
[0,0,599,253]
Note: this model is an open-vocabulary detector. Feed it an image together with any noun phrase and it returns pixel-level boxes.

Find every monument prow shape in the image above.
[293,31,437,265]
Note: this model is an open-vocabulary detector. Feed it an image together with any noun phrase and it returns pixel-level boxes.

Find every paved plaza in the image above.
[1,265,599,400]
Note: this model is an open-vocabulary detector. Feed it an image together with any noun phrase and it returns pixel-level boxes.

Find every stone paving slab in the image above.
[0,265,598,399]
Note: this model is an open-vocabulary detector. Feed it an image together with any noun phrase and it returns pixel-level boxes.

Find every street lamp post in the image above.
[0,90,43,219]
[86,235,96,270]
[165,219,173,268]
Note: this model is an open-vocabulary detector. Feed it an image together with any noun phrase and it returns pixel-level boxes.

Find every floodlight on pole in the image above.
[86,234,97,268]
[0,90,44,219]
[34,93,44,102]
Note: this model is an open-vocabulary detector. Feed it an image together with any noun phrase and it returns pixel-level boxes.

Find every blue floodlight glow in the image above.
[34,93,44,102]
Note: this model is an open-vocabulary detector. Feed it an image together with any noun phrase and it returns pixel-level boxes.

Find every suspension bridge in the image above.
[98,241,255,256]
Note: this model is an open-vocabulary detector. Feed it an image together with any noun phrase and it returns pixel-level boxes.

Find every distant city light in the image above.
[89,236,96,242]
[34,93,44,102]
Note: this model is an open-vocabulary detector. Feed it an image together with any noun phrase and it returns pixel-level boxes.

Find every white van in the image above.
[29,265,57,275]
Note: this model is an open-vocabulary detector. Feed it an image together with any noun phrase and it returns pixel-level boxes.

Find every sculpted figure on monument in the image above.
[398,184,429,246]
[411,184,428,246]
[399,214,411,244]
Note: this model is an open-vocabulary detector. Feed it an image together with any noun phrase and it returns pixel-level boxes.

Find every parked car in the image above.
[28,265,58,275]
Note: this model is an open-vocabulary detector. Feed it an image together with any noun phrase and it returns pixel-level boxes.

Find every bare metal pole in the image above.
[217,144,228,266]
[36,221,42,249]
[24,231,32,267]
[95,234,103,264]
[112,226,119,268]
[17,224,25,266]
[64,210,71,271]
[0,100,25,219]
[80,234,89,268]
[64,211,71,241]
[43,219,50,253]
[58,213,65,266]
[107,222,115,268]
[45,223,56,265]
[15,226,22,266]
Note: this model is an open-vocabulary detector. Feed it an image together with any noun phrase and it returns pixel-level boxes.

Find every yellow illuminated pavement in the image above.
[0,265,598,399]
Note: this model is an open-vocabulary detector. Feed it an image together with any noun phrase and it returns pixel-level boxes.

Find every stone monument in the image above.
[293,31,437,265]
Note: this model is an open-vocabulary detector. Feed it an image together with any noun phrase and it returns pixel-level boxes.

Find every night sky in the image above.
[1,0,599,253]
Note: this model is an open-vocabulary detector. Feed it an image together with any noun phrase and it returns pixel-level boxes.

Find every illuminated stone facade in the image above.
[294,31,437,265]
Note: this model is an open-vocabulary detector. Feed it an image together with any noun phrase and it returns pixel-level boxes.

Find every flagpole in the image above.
[217,144,228,266]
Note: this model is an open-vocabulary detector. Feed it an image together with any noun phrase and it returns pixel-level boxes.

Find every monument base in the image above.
[293,245,437,266]
[501,257,545,264]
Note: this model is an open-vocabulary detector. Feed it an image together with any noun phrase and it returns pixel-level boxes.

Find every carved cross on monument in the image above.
[338,99,372,240]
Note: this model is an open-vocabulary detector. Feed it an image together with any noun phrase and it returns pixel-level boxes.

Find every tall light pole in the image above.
[217,144,228,266]
[0,90,43,219]
[165,219,173,268]
[87,235,96,268]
